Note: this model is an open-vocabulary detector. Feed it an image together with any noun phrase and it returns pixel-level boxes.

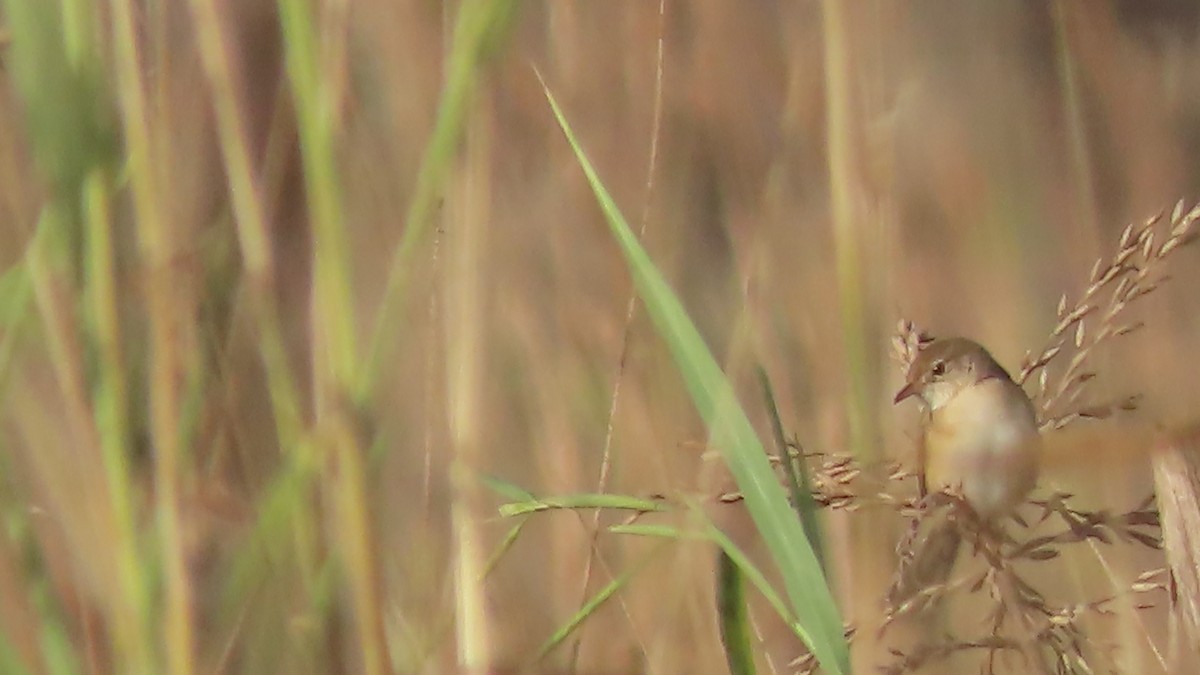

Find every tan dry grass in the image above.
[1,2,1200,674]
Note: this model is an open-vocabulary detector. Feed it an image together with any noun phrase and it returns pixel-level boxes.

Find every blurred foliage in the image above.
[0,1,1191,673]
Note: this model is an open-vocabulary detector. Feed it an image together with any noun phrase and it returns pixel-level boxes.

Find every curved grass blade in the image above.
[609,518,818,649]
[538,74,849,674]
[535,541,666,662]
[480,473,537,502]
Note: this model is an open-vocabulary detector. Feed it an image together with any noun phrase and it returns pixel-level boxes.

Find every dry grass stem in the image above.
[1151,424,1200,655]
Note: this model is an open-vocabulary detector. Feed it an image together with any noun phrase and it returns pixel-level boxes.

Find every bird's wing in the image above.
[917,407,931,498]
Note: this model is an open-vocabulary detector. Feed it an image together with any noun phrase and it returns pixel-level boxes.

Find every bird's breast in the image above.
[924,378,1040,518]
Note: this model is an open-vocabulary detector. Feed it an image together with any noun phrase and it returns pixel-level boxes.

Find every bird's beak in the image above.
[893,382,918,405]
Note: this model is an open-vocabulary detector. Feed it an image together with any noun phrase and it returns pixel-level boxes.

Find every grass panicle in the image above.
[1017,200,1200,430]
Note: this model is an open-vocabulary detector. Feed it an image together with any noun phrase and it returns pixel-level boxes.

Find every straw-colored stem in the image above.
[276,0,358,398]
[445,83,492,674]
[186,0,328,658]
[109,0,194,671]
[29,202,153,671]
[1051,0,1102,271]
[275,0,389,671]
[822,3,886,668]
[332,414,388,674]
[821,0,877,462]
[82,171,154,673]
[185,0,304,453]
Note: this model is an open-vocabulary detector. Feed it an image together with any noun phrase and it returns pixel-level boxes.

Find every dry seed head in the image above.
[892,319,933,372]
[1171,198,1185,224]
[1020,202,1200,425]
[1119,222,1135,248]
[1141,230,1156,259]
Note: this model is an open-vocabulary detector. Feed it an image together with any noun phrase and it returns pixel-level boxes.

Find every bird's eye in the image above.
[931,360,946,378]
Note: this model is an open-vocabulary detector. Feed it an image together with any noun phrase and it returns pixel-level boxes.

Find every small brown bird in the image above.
[894,337,1040,519]
[888,338,1041,610]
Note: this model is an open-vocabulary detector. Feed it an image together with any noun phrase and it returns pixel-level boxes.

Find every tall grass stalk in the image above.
[186,0,299,422]
[82,168,151,673]
[30,202,152,672]
[360,0,517,401]
[444,86,493,672]
[109,0,197,671]
[820,2,889,665]
[820,0,878,464]
[276,0,358,394]
[276,0,386,672]
[185,2,325,671]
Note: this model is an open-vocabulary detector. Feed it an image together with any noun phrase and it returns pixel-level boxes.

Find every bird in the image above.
[887,337,1041,610]
[894,337,1040,520]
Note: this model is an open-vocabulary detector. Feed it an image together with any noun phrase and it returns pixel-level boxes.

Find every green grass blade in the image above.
[481,521,528,580]
[758,366,826,572]
[0,263,33,383]
[499,493,668,517]
[607,523,696,539]
[535,542,664,662]
[277,0,358,388]
[413,518,534,671]
[539,76,849,675]
[0,631,33,675]
[2,0,114,201]
[610,518,821,648]
[705,524,799,642]
[717,551,756,675]
[479,474,537,502]
[359,0,519,401]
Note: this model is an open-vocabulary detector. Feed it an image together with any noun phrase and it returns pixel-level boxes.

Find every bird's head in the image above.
[893,337,1010,410]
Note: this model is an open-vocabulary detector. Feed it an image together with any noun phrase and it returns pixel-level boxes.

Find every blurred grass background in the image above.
[0,1,1198,673]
